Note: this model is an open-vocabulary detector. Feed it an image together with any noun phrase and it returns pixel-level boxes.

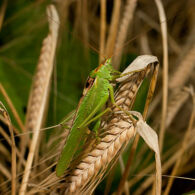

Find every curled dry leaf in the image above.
[129,111,162,195]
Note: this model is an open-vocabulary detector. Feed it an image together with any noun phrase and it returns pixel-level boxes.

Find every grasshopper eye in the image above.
[85,77,94,89]
[85,79,90,88]
[83,77,95,95]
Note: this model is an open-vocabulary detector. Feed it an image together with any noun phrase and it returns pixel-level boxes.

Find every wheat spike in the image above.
[25,5,59,132]
[62,62,157,194]
[19,5,59,195]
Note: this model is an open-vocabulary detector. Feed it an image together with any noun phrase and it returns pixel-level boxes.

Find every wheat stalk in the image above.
[154,0,169,153]
[105,0,121,58]
[0,0,7,32]
[99,0,106,63]
[112,0,138,69]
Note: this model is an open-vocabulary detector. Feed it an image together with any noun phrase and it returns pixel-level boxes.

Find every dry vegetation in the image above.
[0,0,195,194]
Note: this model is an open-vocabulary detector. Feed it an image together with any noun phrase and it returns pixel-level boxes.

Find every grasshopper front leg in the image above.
[78,107,112,129]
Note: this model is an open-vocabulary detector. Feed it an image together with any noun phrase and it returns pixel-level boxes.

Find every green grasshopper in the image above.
[56,58,118,177]
[56,55,158,177]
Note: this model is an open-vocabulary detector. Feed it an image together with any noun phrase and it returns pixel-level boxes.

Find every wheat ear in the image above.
[63,62,156,194]
[19,5,59,195]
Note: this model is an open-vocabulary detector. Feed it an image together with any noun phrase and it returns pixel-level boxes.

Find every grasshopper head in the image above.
[89,58,114,80]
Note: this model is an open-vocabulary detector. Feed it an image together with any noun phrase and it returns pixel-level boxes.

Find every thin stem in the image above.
[105,0,121,58]
[0,103,16,195]
[99,0,106,63]
[0,0,7,32]
[154,0,169,154]
[0,84,25,132]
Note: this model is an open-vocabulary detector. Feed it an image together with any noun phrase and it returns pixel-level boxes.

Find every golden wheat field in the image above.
[0,0,194,194]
